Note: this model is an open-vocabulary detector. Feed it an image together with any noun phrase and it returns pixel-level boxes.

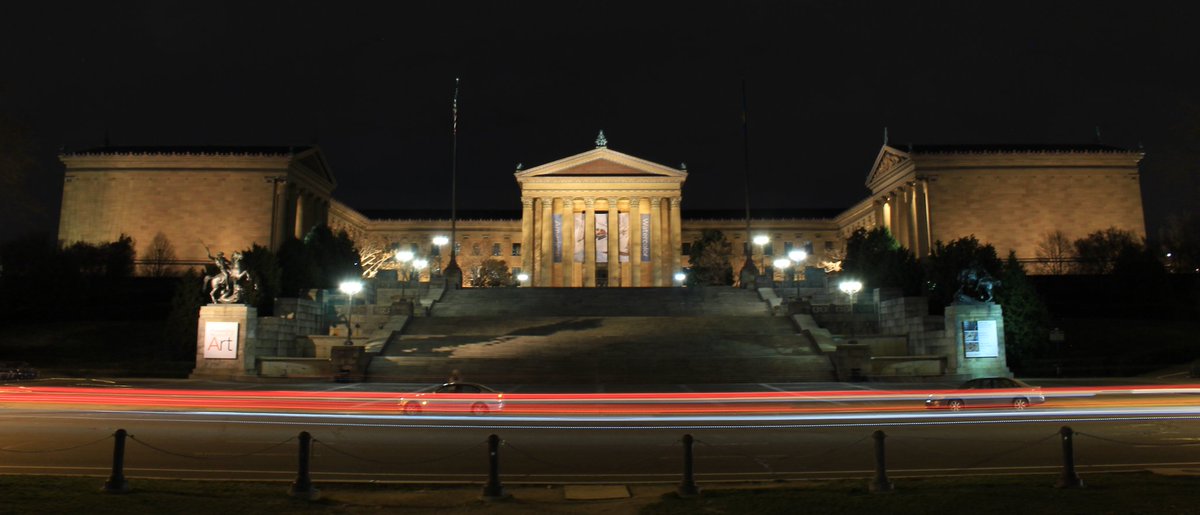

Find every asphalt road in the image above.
[1,382,1198,485]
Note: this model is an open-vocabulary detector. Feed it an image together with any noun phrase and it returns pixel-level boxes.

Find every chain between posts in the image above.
[313,437,489,466]
[1075,431,1200,447]
[0,434,113,454]
[127,434,297,460]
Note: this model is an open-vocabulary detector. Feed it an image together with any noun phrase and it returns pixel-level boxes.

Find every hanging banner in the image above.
[552,214,563,262]
[596,213,609,263]
[618,213,630,263]
[203,321,238,359]
[640,214,651,261]
[574,213,584,263]
[963,320,999,358]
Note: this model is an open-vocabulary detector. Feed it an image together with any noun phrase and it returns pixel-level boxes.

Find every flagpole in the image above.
[444,78,463,288]
[737,78,758,288]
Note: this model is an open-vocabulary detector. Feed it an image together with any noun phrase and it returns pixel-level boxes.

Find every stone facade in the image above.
[58,146,336,271]
[58,142,1147,281]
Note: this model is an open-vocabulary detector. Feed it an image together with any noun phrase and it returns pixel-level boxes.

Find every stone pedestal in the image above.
[191,304,259,380]
[944,303,1011,379]
[330,346,367,382]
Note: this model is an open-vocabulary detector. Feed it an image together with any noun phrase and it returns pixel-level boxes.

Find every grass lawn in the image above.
[0,473,1196,515]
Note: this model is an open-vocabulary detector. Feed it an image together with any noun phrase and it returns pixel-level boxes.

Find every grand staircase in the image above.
[366,287,835,385]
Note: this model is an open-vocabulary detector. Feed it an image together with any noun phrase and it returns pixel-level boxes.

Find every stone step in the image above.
[403,316,798,337]
[431,287,769,317]
[366,355,837,384]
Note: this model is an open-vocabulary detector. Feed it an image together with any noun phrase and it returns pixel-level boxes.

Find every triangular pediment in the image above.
[864,144,912,192]
[515,147,687,180]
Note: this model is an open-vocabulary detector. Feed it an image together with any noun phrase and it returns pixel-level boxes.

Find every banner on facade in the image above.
[640,214,651,261]
[203,321,238,359]
[618,212,630,263]
[574,213,584,263]
[552,214,563,262]
[596,213,609,263]
[962,320,999,358]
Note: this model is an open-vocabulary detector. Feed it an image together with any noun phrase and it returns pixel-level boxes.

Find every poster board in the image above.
[203,321,239,359]
[962,320,999,358]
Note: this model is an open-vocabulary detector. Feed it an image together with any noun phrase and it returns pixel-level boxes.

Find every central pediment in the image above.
[515,147,687,181]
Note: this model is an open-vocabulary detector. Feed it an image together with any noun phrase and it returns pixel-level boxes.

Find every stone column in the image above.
[906,183,920,253]
[670,197,683,278]
[562,198,576,287]
[584,198,596,287]
[607,197,621,287]
[650,198,663,286]
[630,197,643,287]
[915,179,931,257]
[540,197,554,287]
[520,198,534,285]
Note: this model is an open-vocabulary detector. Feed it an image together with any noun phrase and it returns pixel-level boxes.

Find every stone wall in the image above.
[257,298,322,357]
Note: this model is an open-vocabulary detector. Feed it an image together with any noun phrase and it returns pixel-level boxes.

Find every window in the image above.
[763,243,774,256]
[682,242,692,255]
[472,243,481,256]
[512,243,522,256]
[783,242,794,254]
[804,241,814,254]
[492,243,502,256]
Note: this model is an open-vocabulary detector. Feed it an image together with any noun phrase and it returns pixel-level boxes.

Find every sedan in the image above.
[399,382,504,415]
[925,377,1046,410]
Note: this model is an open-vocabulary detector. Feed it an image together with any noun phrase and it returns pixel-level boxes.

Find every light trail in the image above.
[1,384,1198,420]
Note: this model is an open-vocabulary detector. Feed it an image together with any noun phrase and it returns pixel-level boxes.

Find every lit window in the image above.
[512,243,522,256]
[492,243,501,256]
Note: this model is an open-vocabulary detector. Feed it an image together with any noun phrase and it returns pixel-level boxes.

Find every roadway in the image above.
[1,380,1198,484]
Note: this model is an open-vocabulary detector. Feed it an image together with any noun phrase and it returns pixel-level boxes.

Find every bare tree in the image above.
[144,232,177,276]
[1035,230,1073,275]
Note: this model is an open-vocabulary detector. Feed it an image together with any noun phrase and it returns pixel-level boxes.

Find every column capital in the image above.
[607,197,620,207]
[541,198,553,210]
[629,197,640,208]
[522,198,534,208]
[650,197,662,208]
[669,197,681,208]
[584,197,596,208]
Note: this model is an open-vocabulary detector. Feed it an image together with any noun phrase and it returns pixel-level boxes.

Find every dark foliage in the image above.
[276,226,362,296]
[239,244,282,315]
[994,252,1050,366]
[840,227,923,296]
[163,269,205,361]
[470,258,515,288]
[1073,227,1140,274]
[686,229,734,286]
[0,233,137,321]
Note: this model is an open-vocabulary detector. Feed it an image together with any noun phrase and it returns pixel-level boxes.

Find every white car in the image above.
[925,377,1046,411]
[399,383,504,415]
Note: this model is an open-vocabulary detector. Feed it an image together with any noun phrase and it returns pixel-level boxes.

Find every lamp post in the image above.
[412,258,428,284]
[674,271,687,287]
[432,236,448,277]
[338,280,363,345]
[516,272,529,286]
[396,250,414,299]
[752,235,769,275]
[773,258,791,287]
[788,249,807,287]
[839,280,863,342]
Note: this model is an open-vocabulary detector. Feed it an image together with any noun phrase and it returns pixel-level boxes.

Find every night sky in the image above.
[3,1,1198,243]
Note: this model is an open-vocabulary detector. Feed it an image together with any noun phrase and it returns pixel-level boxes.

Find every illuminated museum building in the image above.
[57,138,1146,285]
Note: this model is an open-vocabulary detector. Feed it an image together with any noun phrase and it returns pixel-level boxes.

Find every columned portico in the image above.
[513,141,687,287]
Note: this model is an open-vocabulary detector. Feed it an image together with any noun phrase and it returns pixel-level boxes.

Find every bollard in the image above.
[1055,426,1085,489]
[102,429,130,493]
[869,430,895,493]
[676,434,701,498]
[288,431,321,500]
[481,434,509,500]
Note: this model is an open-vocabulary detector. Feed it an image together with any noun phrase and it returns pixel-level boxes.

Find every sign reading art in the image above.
[962,320,999,358]
[203,321,239,359]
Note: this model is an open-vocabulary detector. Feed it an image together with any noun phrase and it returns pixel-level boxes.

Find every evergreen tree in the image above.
[994,252,1050,366]
[240,244,282,314]
[841,227,922,295]
[163,269,206,361]
[686,229,734,286]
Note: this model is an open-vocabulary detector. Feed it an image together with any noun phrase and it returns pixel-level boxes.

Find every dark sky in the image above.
[3,1,1198,243]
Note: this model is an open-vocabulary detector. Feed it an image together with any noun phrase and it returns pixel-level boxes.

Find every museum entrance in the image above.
[595,263,608,287]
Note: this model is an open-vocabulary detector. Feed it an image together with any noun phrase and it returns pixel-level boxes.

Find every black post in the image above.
[481,434,508,500]
[102,429,129,493]
[288,431,320,500]
[869,430,895,493]
[677,434,701,497]
[1055,426,1084,488]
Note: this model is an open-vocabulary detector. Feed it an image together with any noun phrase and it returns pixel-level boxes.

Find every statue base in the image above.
[190,304,259,381]
[944,303,1011,379]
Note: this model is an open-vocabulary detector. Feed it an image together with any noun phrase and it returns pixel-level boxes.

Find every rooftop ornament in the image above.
[595,130,607,148]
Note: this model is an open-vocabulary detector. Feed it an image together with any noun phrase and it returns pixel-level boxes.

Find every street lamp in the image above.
[396,250,414,298]
[516,272,529,286]
[752,235,769,273]
[773,258,791,287]
[674,271,687,286]
[788,249,807,287]
[338,280,363,345]
[839,280,863,342]
[432,236,448,276]
[412,258,428,283]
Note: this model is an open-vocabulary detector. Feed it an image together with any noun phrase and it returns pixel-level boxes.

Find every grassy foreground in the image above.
[0,473,1196,515]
